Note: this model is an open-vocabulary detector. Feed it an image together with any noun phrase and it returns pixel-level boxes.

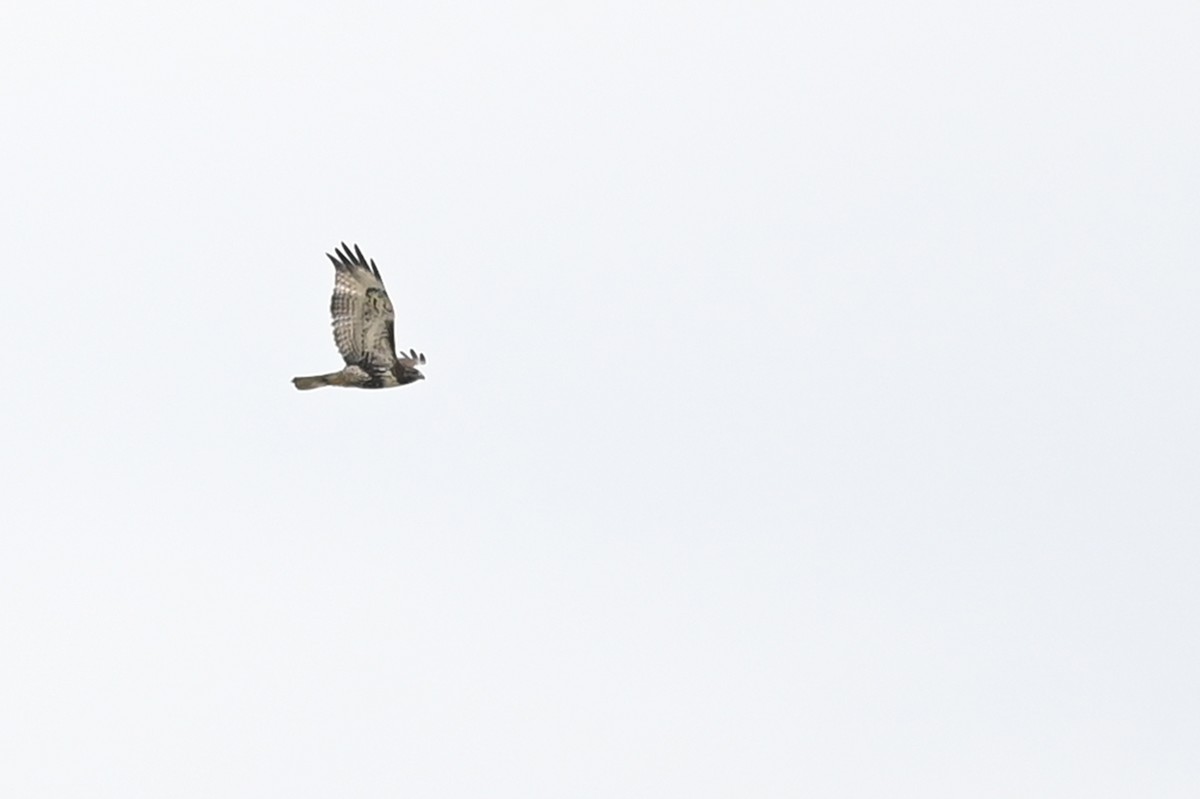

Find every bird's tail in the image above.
[292,373,334,390]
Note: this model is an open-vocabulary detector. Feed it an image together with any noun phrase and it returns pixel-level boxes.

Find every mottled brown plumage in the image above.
[293,243,426,390]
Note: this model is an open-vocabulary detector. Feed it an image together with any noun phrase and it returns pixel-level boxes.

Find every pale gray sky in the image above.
[3,2,1198,796]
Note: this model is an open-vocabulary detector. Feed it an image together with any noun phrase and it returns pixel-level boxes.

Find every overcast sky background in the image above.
[3,2,1198,796]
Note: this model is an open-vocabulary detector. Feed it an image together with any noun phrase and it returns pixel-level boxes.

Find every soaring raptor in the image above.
[293,243,427,390]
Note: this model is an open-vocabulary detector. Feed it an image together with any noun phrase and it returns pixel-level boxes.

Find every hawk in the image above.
[292,243,427,390]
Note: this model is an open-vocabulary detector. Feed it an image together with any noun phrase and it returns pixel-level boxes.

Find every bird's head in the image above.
[394,364,424,385]
[393,349,427,385]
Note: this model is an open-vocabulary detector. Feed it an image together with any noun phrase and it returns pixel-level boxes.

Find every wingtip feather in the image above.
[327,242,386,279]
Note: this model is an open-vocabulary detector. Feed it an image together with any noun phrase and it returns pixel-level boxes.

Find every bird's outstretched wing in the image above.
[327,243,398,369]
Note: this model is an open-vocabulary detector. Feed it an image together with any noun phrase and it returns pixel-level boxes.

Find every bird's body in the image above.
[293,243,426,390]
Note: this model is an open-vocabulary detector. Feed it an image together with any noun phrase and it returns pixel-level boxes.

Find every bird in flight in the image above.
[293,243,427,390]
